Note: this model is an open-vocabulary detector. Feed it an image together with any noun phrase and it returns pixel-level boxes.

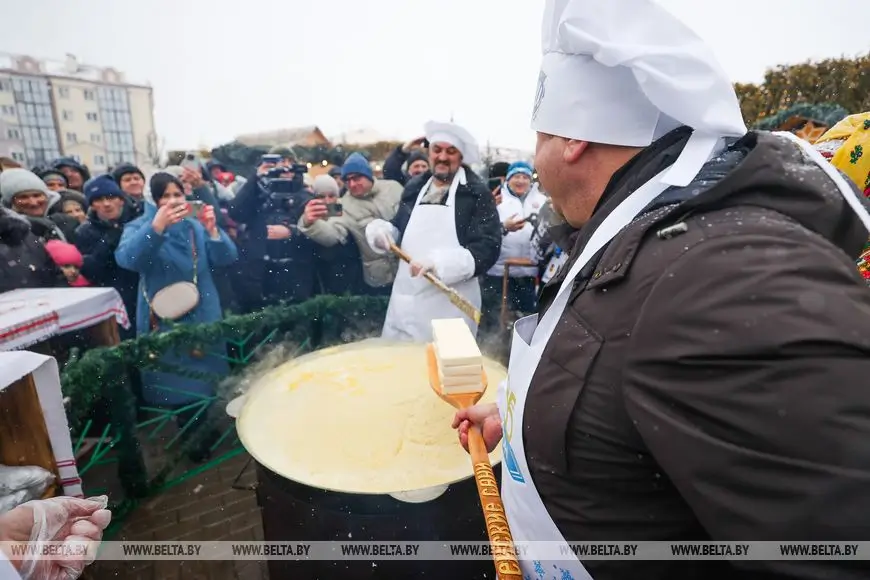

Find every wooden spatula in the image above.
[426,344,522,579]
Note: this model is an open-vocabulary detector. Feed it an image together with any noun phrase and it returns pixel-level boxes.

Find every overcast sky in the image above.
[3,0,868,152]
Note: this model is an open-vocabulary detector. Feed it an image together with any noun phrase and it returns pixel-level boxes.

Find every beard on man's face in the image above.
[432,161,455,183]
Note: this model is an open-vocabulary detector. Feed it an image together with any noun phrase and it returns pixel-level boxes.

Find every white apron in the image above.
[496,131,870,580]
[381,169,482,342]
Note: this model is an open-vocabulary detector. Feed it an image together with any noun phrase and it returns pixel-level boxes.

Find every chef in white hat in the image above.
[453,1,870,579]
[365,120,501,342]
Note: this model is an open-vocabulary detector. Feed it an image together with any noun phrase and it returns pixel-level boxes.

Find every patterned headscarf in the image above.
[814,112,870,283]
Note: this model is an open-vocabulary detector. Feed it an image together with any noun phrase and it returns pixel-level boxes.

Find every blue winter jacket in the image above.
[115,202,238,405]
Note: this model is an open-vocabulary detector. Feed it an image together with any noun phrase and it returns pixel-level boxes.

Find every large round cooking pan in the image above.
[235,339,506,579]
[236,338,504,502]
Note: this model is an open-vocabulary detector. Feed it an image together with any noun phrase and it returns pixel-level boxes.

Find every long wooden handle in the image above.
[468,426,523,579]
[389,243,482,324]
[390,243,449,290]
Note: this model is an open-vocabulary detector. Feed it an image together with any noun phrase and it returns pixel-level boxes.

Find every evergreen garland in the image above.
[61,295,389,497]
[753,103,850,132]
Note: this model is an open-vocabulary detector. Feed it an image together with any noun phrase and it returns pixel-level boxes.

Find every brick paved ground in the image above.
[90,451,268,580]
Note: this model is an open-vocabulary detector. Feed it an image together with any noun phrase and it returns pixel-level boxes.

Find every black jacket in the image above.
[25,213,78,243]
[530,127,870,580]
[0,209,65,292]
[228,174,316,263]
[391,167,501,277]
[74,199,140,333]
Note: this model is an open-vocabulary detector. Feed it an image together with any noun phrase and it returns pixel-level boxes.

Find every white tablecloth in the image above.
[0,351,82,498]
[0,287,129,351]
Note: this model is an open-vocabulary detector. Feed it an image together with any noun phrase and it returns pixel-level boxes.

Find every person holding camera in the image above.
[115,172,237,461]
[228,146,317,312]
[297,175,365,295]
[480,161,547,334]
[299,153,403,296]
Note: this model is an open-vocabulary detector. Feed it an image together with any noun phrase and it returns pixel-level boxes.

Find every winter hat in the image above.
[52,157,92,182]
[205,160,226,174]
[44,240,84,268]
[407,150,429,168]
[269,146,298,162]
[84,175,125,206]
[0,168,50,206]
[341,153,373,182]
[39,169,68,187]
[149,172,185,203]
[327,166,342,179]
[111,162,145,185]
[59,189,87,210]
[313,174,340,197]
[161,165,185,179]
[506,161,534,181]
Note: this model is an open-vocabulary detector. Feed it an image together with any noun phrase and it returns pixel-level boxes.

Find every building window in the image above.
[66,132,77,143]
[99,88,136,164]
[0,80,11,92]
[62,110,73,121]
[90,133,102,143]
[58,86,70,98]
[0,105,14,115]
[10,152,25,162]
[83,89,95,100]
[7,129,21,139]
[86,112,98,122]
[94,155,106,165]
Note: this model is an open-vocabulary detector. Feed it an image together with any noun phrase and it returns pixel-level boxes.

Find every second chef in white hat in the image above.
[365,120,501,343]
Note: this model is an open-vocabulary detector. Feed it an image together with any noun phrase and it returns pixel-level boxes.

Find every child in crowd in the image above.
[44,239,90,287]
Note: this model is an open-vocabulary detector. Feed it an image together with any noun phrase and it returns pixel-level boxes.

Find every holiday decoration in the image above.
[61,295,390,503]
[753,103,850,143]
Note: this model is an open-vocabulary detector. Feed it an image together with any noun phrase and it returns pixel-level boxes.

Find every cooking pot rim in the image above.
[236,338,506,496]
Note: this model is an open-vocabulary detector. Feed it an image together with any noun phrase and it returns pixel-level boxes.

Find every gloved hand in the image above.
[365,219,399,255]
[414,248,476,286]
[409,259,436,278]
[0,495,112,580]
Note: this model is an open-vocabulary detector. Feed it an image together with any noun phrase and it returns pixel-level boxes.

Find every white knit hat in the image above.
[312,174,340,196]
[0,168,51,206]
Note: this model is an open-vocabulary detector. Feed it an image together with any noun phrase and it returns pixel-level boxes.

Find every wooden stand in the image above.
[0,373,61,498]
[501,258,536,328]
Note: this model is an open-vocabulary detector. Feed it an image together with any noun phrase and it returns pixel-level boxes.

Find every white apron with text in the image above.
[381,168,482,342]
[496,131,870,580]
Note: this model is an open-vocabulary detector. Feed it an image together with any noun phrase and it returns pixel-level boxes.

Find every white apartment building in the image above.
[0,52,157,173]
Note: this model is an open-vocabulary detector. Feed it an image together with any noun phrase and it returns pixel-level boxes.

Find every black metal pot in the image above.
[254,460,501,580]
[235,340,508,580]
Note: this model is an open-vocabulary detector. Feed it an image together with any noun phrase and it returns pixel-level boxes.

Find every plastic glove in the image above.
[409,259,436,278]
[365,219,398,255]
[0,495,112,580]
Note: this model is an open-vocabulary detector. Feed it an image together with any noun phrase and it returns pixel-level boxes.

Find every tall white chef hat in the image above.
[532,0,747,186]
[424,121,481,166]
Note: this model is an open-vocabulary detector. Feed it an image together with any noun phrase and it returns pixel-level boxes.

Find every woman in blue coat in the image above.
[115,172,237,453]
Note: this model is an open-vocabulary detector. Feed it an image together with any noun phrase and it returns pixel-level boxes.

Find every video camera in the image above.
[261,163,309,195]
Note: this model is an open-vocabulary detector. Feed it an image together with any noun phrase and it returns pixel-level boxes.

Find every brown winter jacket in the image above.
[527,127,870,580]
